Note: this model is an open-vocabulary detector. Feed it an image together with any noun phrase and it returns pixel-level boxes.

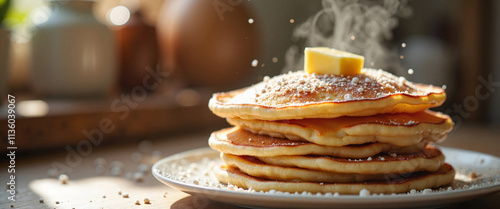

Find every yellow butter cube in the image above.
[304,47,364,75]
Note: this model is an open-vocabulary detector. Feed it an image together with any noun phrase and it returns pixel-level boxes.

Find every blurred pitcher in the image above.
[31,0,116,98]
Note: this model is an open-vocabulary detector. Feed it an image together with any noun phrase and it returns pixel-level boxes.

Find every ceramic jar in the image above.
[31,0,116,98]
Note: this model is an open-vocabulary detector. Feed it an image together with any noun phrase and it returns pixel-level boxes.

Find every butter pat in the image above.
[304,47,364,75]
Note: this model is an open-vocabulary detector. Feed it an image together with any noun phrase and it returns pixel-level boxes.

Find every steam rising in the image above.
[283,0,411,73]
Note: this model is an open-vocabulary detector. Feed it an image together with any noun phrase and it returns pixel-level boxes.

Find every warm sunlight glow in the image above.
[18,100,49,117]
[30,6,52,25]
[109,6,130,26]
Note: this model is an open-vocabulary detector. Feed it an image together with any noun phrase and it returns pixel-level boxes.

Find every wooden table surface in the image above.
[1,124,499,209]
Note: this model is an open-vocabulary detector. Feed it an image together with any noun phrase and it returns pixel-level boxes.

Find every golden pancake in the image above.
[221,153,412,183]
[257,145,445,174]
[209,69,446,120]
[228,110,452,146]
[215,164,455,194]
[210,127,425,158]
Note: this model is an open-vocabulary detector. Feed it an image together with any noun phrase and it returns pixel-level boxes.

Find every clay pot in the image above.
[116,11,159,92]
[157,0,260,88]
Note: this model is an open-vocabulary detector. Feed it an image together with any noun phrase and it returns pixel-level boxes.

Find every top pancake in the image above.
[209,69,446,120]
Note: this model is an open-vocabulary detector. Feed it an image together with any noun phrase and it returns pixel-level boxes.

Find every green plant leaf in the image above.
[0,0,11,25]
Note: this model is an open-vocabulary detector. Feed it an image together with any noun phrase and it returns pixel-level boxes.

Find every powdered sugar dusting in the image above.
[228,69,441,107]
[359,189,370,196]
[404,120,416,125]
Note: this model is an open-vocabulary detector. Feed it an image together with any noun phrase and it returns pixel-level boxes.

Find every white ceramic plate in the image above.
[153,147,500,209]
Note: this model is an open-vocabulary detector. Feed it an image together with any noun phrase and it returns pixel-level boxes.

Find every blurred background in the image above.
[0,0,499,152]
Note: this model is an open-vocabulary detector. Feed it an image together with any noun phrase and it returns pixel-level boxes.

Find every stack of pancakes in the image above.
[208,69,454,194]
